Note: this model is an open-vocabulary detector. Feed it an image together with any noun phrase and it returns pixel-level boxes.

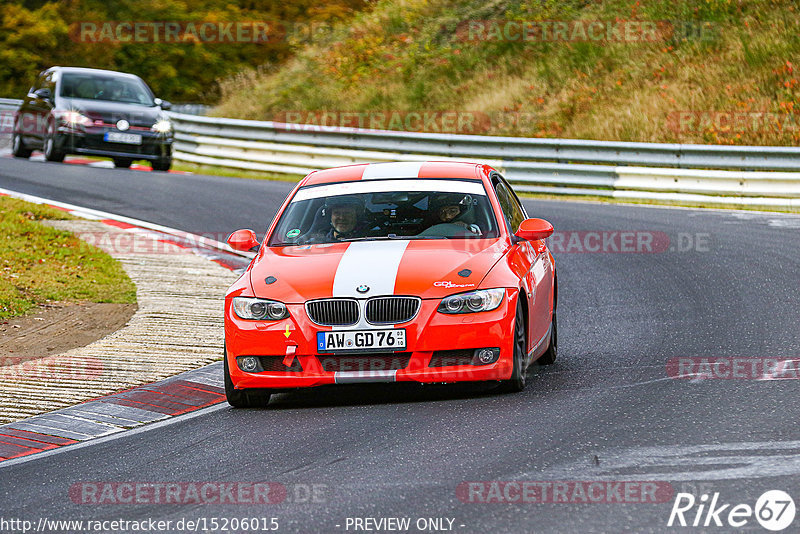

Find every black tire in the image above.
[113,158,133,168]
[43,121,65,162]
[537,310,558,365]
[501,298,528,392]
[224,350,271,408]
[11,128,32,159]
[151,158,171,171]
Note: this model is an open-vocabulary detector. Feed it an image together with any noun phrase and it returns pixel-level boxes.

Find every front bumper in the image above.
[225,294,518,390]
[57,126,172,161]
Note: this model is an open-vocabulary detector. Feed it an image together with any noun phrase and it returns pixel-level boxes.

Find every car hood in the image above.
[249,238,510,303]
[60,98,164,127]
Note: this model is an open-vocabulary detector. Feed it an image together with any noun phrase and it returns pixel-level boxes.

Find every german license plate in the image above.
[105,131,142,144]
[317,329,406,352]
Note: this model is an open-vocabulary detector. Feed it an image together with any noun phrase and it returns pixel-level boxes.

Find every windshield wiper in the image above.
[338,236,392,242]
[339,235,456,242]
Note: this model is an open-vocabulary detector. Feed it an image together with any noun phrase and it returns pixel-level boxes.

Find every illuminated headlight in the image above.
[232,297,289,320]
[437,288,505,314]
[60,111,92,127]
[151,119,172,133]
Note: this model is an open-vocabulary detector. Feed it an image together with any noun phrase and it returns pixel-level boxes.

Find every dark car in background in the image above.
[11,66,173,171]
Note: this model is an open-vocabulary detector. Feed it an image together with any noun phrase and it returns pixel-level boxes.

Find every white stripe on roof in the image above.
[293,179,485,202]
[361,162,425,179]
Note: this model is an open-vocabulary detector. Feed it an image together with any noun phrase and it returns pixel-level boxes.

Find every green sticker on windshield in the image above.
[286,229,301,238]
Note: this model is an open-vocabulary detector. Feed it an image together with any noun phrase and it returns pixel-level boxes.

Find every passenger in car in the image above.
[430,194,469,227]
[420,193,484,237]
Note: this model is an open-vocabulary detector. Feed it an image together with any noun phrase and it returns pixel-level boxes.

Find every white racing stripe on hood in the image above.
[361,162,424,179]
[332,240,410,297]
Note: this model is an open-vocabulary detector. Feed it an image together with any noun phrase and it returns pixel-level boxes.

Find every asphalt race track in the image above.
[1,157,799,533]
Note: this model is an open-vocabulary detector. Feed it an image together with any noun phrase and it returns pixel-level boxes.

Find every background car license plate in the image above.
[105,132,142,145]
[317,329,406,352]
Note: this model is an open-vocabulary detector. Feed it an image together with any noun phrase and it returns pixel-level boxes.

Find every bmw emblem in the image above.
[116,119,130,131]
[356,284,369,294]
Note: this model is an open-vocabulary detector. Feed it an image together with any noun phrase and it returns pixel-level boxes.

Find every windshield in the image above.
[269,179,500,246]
[59,73,155,106]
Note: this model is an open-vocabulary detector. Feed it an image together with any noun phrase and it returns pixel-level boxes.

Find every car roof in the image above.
[300,161,495,186]
[47,66,141,79]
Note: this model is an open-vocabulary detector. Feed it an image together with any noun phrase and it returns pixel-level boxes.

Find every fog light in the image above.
[473,348,499,365]
[240,356,259,372]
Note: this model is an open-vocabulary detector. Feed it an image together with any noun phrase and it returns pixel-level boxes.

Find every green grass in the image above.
[0,197,137,319]
[214,0,800,146]
[171,161,305,182]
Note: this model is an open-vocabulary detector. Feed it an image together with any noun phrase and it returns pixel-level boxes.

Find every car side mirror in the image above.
[227,229,260,252]
[515,218,554,241]
[34,88,52,101]
[154,98,171,110]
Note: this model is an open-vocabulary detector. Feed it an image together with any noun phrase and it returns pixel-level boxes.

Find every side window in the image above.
[506,181,528,220]
[494,179,525,234]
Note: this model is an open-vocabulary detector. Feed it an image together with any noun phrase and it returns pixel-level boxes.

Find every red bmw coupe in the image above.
[224,161,557,407]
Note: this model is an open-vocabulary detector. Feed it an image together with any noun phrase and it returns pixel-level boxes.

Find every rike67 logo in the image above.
[668,490,796,531]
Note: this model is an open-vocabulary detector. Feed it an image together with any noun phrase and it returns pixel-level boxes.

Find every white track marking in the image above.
[0,404,228,469]
[524,440,800,481]
[0,186,253,258]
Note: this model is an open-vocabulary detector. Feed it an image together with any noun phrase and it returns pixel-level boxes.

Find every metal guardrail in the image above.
[170,112,800,207]
[171,113,800,171]
[169,103,209,116]
[2,97,798,207]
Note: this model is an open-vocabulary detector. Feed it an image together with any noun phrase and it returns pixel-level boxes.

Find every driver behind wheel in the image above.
[324,195,368,241]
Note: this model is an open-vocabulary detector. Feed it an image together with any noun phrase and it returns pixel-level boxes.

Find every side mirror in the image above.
[34,88,52,101]
[154,98,171,110]
[227,229,260,252]
[515,218,554,241]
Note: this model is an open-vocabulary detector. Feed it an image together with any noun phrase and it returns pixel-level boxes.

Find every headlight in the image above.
[60,111,92,127]
[151,119,172,133]
[232,297,289,320]
[437,288,505,314]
